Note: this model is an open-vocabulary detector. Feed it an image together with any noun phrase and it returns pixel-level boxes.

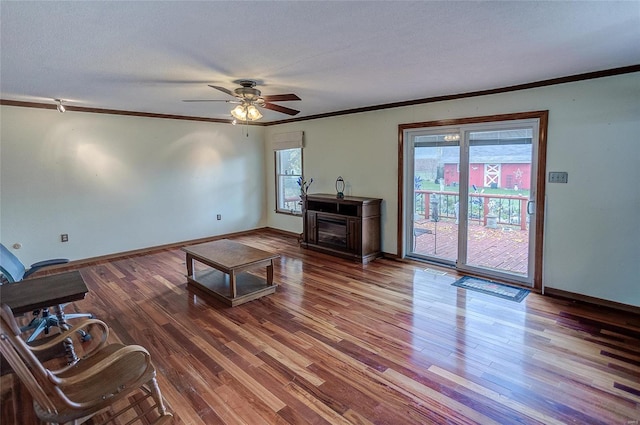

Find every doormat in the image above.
[452,276,529,302]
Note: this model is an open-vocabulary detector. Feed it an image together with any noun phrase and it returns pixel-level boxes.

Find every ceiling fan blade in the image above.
[262,93,301,102]
[262,102,300,116]
[208,85,236,97]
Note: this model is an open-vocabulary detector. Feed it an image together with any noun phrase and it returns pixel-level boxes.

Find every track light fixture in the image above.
[55,99,66,113]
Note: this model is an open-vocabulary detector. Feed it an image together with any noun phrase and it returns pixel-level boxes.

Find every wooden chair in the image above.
[0,304,173,425]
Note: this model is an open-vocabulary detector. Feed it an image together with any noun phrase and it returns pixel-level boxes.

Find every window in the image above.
[273,131,305,215]
[275,147,303,214]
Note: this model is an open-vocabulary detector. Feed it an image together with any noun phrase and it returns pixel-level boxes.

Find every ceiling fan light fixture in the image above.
[187,81,301,120]
[230,104,247,120]
[444,133,460,142]
[230,102,263,121]
[246,104,262,121]
[55,99,65,113]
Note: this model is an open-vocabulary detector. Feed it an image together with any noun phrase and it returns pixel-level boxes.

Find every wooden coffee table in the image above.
[181,239,280,307]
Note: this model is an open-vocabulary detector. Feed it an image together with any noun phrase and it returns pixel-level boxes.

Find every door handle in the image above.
[527,200,535,215]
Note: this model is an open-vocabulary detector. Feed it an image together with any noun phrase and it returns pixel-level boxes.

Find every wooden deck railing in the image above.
[415,190,528,230]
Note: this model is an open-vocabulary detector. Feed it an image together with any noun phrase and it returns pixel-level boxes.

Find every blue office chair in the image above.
[0,243,93,342]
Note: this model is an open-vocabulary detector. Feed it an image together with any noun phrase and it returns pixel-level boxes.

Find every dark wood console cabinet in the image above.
[302,194,382,263]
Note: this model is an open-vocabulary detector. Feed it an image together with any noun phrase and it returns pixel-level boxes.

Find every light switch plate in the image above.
[548,171,568,183]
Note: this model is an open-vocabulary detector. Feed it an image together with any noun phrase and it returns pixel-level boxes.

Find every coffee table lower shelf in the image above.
[187,268,277,307]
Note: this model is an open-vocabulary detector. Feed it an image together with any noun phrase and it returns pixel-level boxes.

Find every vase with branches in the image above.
[297,176,313,197]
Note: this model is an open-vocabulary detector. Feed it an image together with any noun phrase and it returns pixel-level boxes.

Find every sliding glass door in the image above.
[463,129,534,277]
[405,118,541,286]
[409,132,460,266]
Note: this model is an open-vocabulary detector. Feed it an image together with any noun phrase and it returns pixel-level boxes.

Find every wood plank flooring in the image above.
[2,230,639,424]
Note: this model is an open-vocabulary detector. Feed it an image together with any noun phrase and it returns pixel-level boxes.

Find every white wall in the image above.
[1,73,637,307]
[0,107,266,264]
[265,72,640,307]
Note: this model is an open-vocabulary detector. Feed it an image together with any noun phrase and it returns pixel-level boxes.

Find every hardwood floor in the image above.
[2,230,639,424]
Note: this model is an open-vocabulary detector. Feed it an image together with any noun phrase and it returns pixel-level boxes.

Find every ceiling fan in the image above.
[183,80,301,121]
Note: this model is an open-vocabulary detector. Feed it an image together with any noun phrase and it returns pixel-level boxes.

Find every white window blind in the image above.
[272,131,304,150]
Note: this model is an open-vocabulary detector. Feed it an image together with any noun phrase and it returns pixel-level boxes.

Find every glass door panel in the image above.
[410,136,460,264]
[464,129,533,278]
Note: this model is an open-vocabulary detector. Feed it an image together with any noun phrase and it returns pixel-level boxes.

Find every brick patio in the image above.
[413,219,529,275]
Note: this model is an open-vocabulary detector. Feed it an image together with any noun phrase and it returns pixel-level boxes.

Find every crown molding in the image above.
[2,65,638,125]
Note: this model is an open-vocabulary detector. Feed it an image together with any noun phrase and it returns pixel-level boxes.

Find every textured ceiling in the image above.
[1,1,639,123]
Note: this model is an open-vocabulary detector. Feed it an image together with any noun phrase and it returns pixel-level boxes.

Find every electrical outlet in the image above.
[548,171,568,183]
[61,234,69,242]
[216,214,222,220]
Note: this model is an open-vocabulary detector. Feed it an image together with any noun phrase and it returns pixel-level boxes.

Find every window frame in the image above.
[274,147,304,215]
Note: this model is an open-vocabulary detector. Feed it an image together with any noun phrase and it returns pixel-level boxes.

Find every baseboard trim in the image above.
[544,287,640,315]
[36,228,275,274]
[263,227,301,239]
[37,232,639,315]
[381,252,401,260]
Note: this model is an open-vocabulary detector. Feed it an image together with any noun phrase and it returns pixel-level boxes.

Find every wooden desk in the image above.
[0,270,88,363]
[182,239,279,307]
